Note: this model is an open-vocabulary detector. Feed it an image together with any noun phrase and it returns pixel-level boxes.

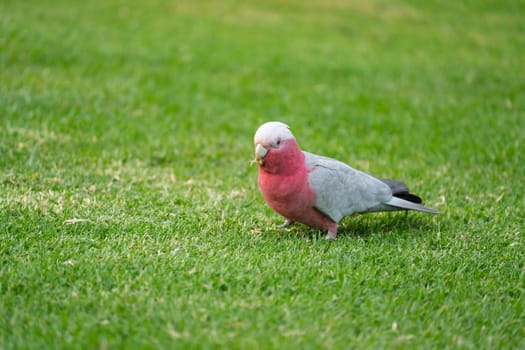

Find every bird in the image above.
[253,121,438,240]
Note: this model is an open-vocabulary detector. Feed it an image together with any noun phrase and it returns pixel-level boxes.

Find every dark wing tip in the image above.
[392,192,423,204]
[378,178,424,204]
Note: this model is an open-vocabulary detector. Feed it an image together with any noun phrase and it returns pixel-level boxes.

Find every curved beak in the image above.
[254,144,268,165]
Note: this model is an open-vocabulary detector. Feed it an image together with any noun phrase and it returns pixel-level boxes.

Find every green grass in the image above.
[1,0,524,348]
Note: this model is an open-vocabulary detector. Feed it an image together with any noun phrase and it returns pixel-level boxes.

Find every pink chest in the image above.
[258,170,315,218]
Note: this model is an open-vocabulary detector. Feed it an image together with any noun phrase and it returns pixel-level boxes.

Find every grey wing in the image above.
[304,152,393,222]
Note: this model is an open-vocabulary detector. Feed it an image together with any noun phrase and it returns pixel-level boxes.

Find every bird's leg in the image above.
[278,219,294,229]
[325,223,338,241]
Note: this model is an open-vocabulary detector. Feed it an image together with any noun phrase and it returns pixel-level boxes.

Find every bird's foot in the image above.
[325,232,337,241]
[277,220,294,229]
[325,224,338,241]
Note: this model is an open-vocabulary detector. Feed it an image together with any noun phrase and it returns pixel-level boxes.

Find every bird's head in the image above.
[253,121,302,173]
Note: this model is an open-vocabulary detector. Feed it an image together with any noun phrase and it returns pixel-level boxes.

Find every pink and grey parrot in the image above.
[254,121,438,240]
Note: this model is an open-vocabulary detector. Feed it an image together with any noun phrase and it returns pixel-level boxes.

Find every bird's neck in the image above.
[259,139,305,176]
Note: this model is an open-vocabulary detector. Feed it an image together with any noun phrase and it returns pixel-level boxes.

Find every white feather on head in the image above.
[254,121,295,145]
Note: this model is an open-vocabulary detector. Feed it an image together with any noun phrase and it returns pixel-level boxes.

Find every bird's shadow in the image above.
[277,212,437,241]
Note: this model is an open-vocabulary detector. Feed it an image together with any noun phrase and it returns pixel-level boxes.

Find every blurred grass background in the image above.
[1,0,524,348]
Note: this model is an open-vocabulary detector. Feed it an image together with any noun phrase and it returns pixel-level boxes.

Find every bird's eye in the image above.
[276,139,281,146]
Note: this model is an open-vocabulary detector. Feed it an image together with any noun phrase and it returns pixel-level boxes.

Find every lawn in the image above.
[1,0,524,348]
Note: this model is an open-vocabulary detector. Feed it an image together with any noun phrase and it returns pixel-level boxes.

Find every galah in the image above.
[254,121,438,240]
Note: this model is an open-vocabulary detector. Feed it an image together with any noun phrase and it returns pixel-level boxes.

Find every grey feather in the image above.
[304,152,392,222]
[304,151,438,222]
[384,196,439,214]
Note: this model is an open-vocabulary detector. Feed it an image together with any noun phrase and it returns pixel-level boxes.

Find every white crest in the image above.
[254,121,295,144]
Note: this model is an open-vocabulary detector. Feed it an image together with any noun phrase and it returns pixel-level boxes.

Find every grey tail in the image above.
[385,196,439,215]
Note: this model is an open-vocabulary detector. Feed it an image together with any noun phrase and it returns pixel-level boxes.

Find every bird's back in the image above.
[303,151,393,222]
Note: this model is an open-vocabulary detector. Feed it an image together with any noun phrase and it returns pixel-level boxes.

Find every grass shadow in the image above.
[271,212,437,241]
[338,212,437,239]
